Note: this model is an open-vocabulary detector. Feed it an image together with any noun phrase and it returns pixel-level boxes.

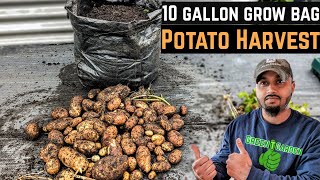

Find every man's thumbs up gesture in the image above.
[226,138,252,180]
[191,144,217,180]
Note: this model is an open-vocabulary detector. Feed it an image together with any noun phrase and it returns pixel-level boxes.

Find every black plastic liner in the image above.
[65,0,161,88]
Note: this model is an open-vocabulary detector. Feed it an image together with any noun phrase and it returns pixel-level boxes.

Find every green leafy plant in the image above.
[236,89,310,116]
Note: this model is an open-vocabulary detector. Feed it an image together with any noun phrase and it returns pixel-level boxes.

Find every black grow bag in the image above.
[65,0,162,88]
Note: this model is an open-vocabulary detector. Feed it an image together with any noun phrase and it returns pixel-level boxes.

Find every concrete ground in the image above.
[0,44,319,179]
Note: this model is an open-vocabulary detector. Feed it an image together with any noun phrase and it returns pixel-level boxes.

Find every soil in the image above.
[86,4,149,22]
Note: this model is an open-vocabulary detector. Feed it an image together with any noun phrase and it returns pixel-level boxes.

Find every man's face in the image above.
[255,71,295,117]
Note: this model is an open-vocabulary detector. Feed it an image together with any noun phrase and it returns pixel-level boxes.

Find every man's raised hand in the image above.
[191,144,217,180]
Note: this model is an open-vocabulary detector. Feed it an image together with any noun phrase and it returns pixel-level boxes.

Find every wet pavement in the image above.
[0,44,319,179]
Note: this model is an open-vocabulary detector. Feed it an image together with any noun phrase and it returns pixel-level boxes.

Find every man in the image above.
[191,59,320,179]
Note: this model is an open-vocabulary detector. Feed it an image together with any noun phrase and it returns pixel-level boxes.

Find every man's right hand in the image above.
[191,144,217,180]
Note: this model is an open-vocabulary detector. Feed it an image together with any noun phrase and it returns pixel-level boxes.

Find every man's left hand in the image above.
[226,138,252,180]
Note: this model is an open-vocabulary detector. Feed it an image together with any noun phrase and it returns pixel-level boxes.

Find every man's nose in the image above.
[266,83,277,94]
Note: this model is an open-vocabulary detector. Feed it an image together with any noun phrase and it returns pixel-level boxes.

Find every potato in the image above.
[69,117,83,127]
[154,146,164,156]
[69,95,83,117]
[85,165,93,178]
[136,146,152,173]
[138,118,144,125]
[172,114,181,119]
[107,97,121,111]
[25,122,40,140]
[128,157,137,172]
[91,155,128,180]
[64,130,78,145]
[76,128,99,142]
[45,158,60,175]
[76,120,94,132]
[125,105,136,114]
[58,147,89,172]
[171,117,184,131]
[92,100,105,114]
[148,171,157,180]
[43,117,72,132]
[73,140,99,156]
[143,123,165,136]
[161,141,174,152]
[123,171,130,180]
[168,149,182,164]
[152,161,171,172]
[131,125,144,142]
[134,108,144,117]
[147,142,156,152]
[104,112,127,125]
[82,99,95,112]
[143,108,157,123]
[39,143,59,163]
[130,169,143,180]
[116,134,122,144]
[150,101,166,115]
[82,111,100,120]
[180,105,188,116]
[101,125,118,146]
[145,130,153,136]
[88,88,101,99]
[151,134,165,146]
[156,155,167,162]
[122,132,131,139]
[104,139,123,156]
[125,115,138,130]
[48,130,64,146]
[51,107,69,119]
[91,155,100,162]
[167,130,184,147]
[54,168,74,180]
[92,118,106,136]
[99,147,107,157]
[121,138,136,155]
[134,100,149,109]
[97,84,130,102]
[63,126,73,136]
[159,115,172,132]
[163,105,177,116]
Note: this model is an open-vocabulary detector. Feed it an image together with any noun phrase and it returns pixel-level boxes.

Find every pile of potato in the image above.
[28,84,187,180]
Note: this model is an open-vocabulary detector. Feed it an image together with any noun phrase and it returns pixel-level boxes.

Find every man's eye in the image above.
[259,81,268,86]
[277,80,285,84]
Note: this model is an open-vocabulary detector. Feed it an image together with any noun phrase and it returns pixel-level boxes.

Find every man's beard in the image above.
[258,93,292,117]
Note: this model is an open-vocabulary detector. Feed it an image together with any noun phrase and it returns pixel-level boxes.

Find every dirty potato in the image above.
[104,139,123,156]
[48,130,64,146]
[154,146,164,156]
[39,143,59,163]
[136,146,152,173]
[82,99,95,112]
[156,155,167,162]
[161,141,174,152]
[51,107,69,119]
[167,130,184,147]
[148,171,157,180]
[150,101,166,115]
[43,118,72,132]
[69,117,83,128]
[134,100,149,109]
[134,108,144,117]
[69,95,83,117]
[151,134,165,146]
[54,168,74,180]
[147,142,156,152]
[73,140,99,156]
[45,158,60,175]
[101,125,118,146]
[130,169,143,180]
[64,130,78,145]
[171,117,184,131]
[180,105,188,116]
[168,149,182,164]
[93,101,105,114]
[162,105,177,116]
[131,125,144,142]
[91,155,128,180]
[103,112,127,125]
[58,147,89,172]
[128,157,137,172]
[123,171,130,180]
[143,108,157,123]
[76,120,94,132]
[143,123,165,136]
[121,138,136,155]
[25,122,40,140]
[88,88,101,99]
[63,126,73,136]
[76,128,99,142]
[125,115,138,130]
[159,115,172,132]
[107,97,121,111]
[152,161,171,172]
[92,118,106,136]
[82,111,100,120]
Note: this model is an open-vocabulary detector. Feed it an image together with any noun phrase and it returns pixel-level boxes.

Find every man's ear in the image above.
[291,80,295,92]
